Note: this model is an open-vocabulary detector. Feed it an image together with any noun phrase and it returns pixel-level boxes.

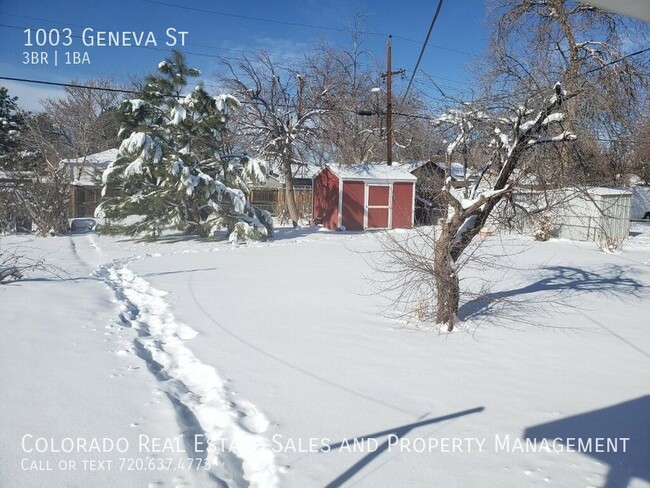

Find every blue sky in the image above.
[0,0,490,111]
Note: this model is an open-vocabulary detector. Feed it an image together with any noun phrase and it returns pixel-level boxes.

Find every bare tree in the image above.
[219,52,325,227]
[382,0,648,332]
[422,84,578,330]
[14,113,71,234]
[486,0,649,185]
[40,78,122,178]
[1,78,125,235]
[305,37,383,164]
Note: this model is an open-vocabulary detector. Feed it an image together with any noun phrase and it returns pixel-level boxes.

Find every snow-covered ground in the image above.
[1,223,649,488]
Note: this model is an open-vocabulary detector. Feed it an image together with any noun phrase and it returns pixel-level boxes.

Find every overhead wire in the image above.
[1,73,647,146]
[3,11,648,145]
[402,0,445,103]
[139,0,476,56]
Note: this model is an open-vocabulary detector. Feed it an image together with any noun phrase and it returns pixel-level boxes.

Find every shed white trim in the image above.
[364,184,393,229]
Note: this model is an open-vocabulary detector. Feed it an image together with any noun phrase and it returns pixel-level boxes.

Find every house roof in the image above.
[269,164,319,184]
[61,149,119,186]
[61,148,119,166]
[398,160,473,181]
[320,163,417,182]
[398,160,432,172]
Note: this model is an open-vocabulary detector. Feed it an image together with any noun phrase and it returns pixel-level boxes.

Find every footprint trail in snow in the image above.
[94,253,279,488]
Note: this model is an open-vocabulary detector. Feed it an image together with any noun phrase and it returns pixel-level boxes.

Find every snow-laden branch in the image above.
[527,130,577,145]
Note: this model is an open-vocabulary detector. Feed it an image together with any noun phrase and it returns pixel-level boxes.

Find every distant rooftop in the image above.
[61,148,119,186]
[398,160,473,180]
[61,148,119,166]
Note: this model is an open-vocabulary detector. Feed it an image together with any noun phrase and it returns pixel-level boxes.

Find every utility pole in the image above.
[357,36,404,165]
[382,37,404,166]
[386,35,393,166]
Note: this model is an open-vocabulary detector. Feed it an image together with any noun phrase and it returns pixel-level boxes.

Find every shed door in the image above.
[391,182,414,229]
[366,185,391,229]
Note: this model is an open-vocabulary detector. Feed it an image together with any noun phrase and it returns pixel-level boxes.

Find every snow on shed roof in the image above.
[323,163,417,182]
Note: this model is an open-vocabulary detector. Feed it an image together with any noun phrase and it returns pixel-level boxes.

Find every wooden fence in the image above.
[249,188,312,217]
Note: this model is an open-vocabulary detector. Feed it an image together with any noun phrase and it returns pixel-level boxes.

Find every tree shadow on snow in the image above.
[458,265,647,327]
[524,395,650,488]
[113,233,217,245]
[139,266,220,278]
[322,407,484,487]
[111,226,323,245]
[268,225,323,242]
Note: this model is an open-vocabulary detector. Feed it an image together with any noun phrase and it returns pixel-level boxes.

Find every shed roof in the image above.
[320,163,417,182]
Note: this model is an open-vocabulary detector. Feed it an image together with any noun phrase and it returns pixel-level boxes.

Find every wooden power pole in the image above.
[386,35,393,166]
[358,37,403,165]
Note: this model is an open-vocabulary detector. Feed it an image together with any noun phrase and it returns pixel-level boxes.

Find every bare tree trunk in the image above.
[185,203,208,237]
[434,225,460,330]
[283,161,300,228]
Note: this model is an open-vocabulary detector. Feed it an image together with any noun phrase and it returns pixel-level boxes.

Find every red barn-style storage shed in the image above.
[312,164,417,230]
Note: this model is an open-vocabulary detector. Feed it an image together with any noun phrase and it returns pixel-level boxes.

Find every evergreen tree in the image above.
[97,51,273,240]
[0,87,26,169]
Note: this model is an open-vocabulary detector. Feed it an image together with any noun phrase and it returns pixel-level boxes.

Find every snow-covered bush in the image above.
[533,216,555,241]
[97,50,273,241]
[0,241,64,283]
[598,235,625,253]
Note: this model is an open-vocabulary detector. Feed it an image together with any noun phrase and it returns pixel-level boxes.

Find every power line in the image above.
[4,43,646,104]
[402,0,446,103]
[0,76,139,95]
[436,46,650,108]
[0,74,445,122]
[139,0,475,57]
[142,0,349,34]
[4,75,646,145]
[582,46,650,76]
[3,46,648,140]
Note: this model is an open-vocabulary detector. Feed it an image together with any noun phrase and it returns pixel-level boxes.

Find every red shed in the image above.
[312,164,417,230]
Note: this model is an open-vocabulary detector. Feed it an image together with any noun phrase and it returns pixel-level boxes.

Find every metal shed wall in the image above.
[512,188,632,242]
[554,190,631,242]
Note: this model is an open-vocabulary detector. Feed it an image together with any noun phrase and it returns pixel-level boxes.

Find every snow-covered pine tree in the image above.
[96,50,273,241]
[0,87,25,169]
